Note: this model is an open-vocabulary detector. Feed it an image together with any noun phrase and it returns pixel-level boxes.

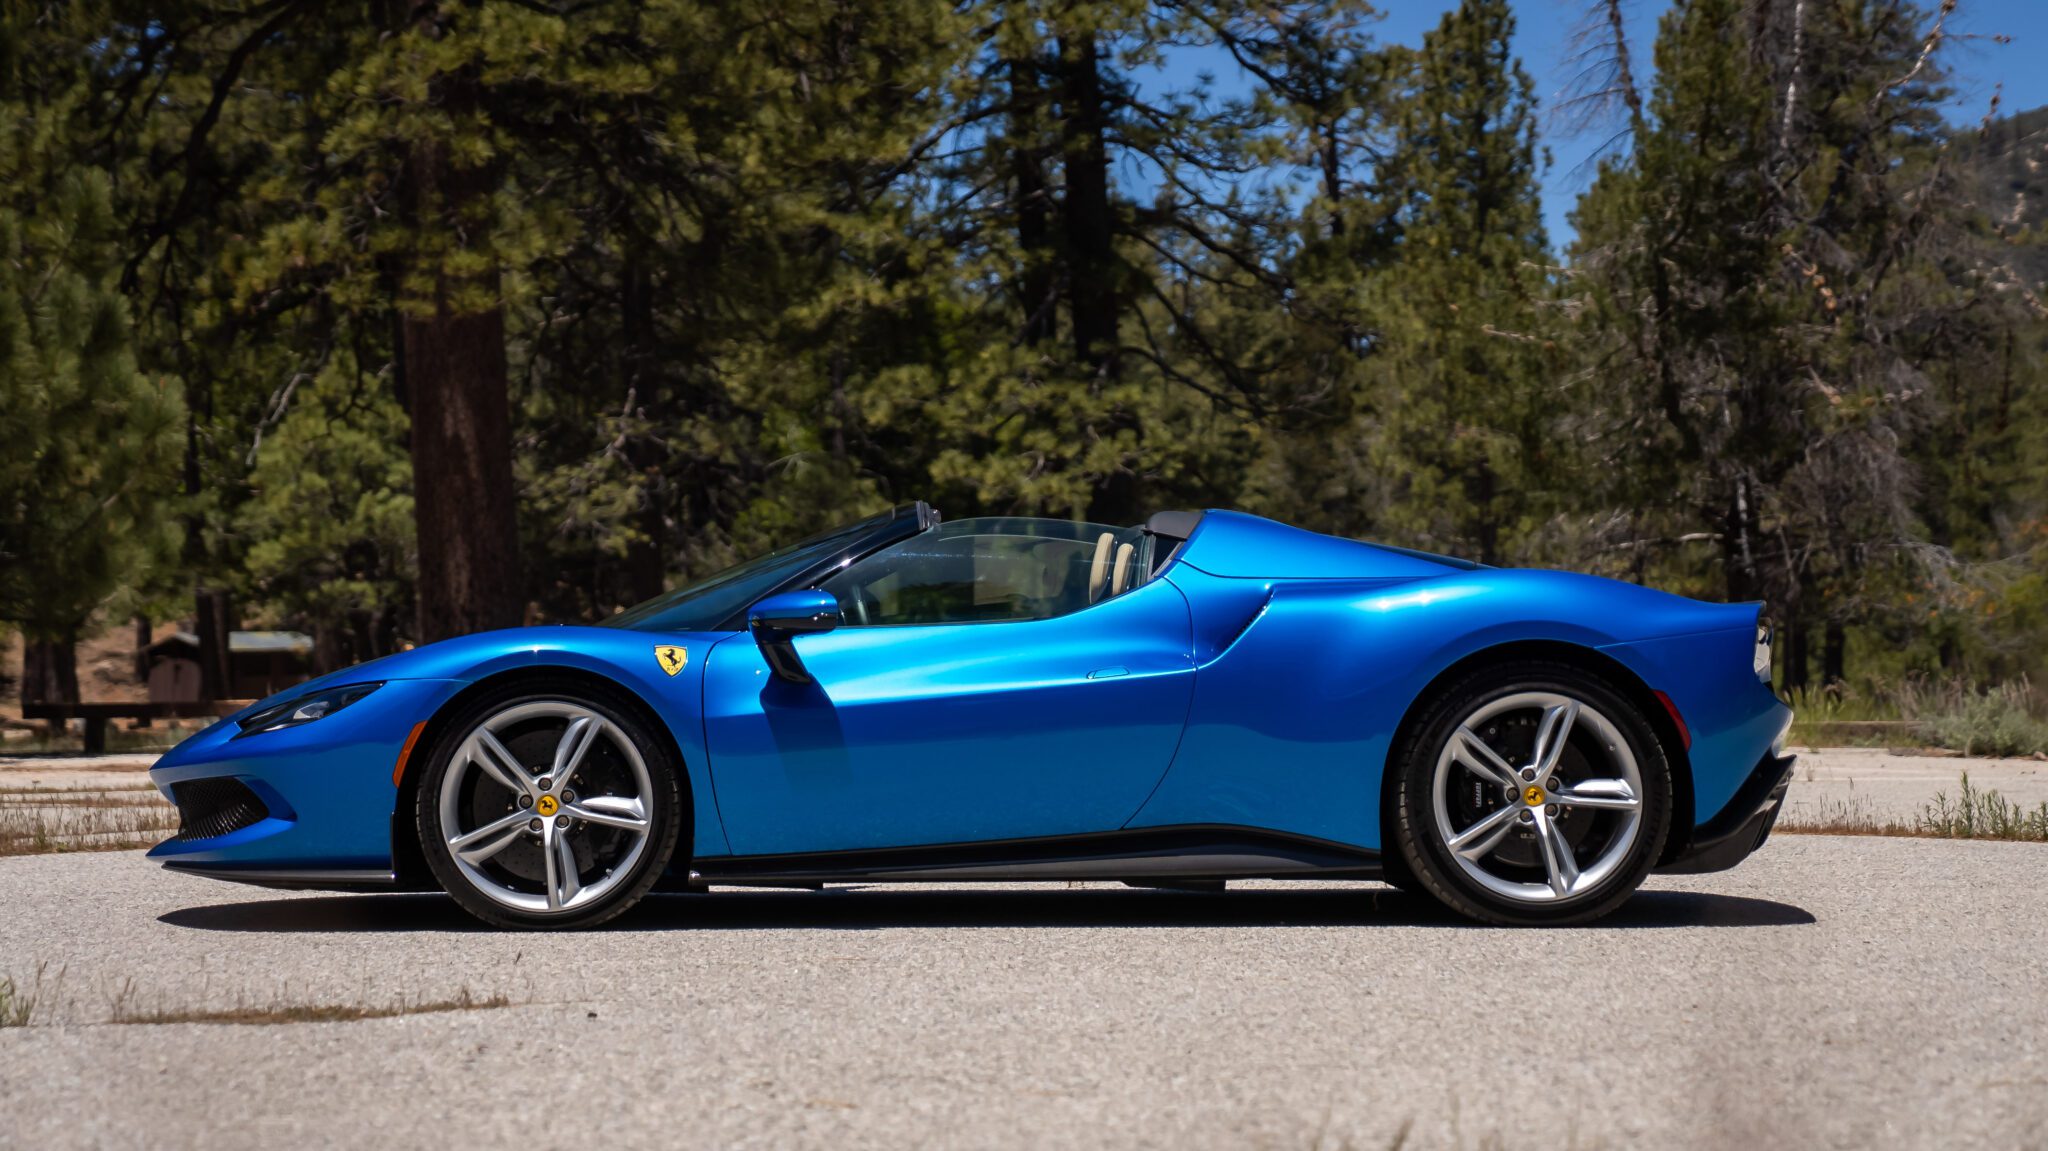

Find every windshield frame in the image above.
[599,502,939,634]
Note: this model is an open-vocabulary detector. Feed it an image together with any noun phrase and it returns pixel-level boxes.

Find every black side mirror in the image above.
[748,590,842,684]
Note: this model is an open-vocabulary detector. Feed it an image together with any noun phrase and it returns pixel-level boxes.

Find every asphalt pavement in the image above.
[1,836,2044,1150]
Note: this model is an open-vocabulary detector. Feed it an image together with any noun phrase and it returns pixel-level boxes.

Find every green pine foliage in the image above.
[1363,0,1559,566]
[0,155,183,695]
[4,0,2046,694]
[240,354,416,666]
[1568,0,2047,686]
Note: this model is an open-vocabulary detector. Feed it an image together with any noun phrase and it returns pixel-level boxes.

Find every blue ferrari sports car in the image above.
[149,504,1793,928]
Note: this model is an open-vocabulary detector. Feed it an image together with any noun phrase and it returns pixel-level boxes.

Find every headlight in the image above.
[1754,622,1773,683]
[235,682,383,737]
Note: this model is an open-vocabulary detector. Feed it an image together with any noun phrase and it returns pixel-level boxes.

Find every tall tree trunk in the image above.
[401,274,521,641]
[1782,615,1809,693]
[132,614,151,682]
[21,634,80,705]
[1057,32,1139,524]
[619,256,668,607]
[392,17,522,643]
[1721,479,1761,604]
[1058,33,1118,373]
[1822,619,1845,686]
[1471,462,1500,567]
[312,624,345,677]
[1319,124,1344,236]
[351,609,377,665]
[194,588,234,701]
[1010,54,1056,346]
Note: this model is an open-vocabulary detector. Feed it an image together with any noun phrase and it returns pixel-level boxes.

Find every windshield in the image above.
[600,509,903,633]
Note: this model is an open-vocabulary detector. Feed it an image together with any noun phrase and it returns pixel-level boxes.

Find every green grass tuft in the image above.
[1916,774,2048,839]
[0,974,38,1027]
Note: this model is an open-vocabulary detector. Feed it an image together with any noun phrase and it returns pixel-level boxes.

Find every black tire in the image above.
[1390,660,1672,926]
[417,679,683,930]
[1377,841,1420,894]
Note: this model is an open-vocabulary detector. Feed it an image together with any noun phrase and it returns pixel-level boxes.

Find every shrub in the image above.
[1909,681,2048,758]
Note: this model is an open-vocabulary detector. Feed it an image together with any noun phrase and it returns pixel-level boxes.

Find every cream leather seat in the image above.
[1111,542,1136,596]
[1088,532,1115,603]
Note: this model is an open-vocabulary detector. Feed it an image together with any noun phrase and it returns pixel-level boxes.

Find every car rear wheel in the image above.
[418,682,681,929]
[1390,661,1672,926]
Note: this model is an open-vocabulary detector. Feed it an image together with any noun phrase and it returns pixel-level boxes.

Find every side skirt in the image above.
[689,825,1382,886]
[161,862,400,891]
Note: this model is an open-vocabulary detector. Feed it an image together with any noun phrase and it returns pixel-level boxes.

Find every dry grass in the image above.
[0,786,161,806]
[3,967,510,1029]
[1777,798,1932,838]
[0,788,177,856]
[110,987,509,1027]
[1777,772,2048,842]
[0,972,37,1027]
[1785,675,2048,756]
[0,782,159,795]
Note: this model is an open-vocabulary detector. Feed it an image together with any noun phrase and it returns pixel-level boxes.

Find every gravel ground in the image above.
[0,753,161,793]
[2,837,2045,1150]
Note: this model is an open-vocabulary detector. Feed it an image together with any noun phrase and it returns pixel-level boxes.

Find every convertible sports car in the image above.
[148,505,1794,928]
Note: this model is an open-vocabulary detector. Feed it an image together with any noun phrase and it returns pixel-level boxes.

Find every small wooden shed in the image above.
[144,630,314,702]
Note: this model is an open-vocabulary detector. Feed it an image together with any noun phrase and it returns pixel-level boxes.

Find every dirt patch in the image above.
[110,988,510,1027]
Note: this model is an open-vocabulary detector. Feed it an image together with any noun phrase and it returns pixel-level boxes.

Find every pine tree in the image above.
[0,170,183,702]
[1568,0,1986,686]
[912,0,1328,526]
[1362,0,1557,563]
[14,0,2044,698]
[241,353,416,673]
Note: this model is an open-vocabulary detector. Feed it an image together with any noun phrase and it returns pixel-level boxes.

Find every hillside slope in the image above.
[1955,104,2048,288]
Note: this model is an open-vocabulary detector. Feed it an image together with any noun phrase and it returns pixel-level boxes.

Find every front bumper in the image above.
[146,678,463,881]
[1655,751,1795,875]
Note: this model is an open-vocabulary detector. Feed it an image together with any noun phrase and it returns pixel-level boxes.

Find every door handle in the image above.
[1087,666,1129,680]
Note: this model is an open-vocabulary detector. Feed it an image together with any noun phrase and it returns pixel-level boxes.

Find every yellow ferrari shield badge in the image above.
[654,645,689,677]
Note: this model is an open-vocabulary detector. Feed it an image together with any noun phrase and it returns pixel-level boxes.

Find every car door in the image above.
[701,557,1196,857]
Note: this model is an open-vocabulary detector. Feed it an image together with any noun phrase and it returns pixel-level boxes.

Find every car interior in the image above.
[819,517,1155,626]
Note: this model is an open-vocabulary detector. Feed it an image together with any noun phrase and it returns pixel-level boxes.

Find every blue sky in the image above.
[1156,0,2048,247]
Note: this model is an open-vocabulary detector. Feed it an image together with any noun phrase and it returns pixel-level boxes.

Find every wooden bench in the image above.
[21,701,251,754]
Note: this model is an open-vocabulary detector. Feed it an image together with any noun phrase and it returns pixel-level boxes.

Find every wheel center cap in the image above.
[535,795,560,817]
[1523,785,1546,807]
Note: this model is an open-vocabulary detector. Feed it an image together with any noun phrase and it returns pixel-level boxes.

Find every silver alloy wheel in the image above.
[438,700,654,915]
[1429,691,1644,904]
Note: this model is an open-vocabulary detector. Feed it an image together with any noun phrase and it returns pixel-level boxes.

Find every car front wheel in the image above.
[417,681,681,929]
[1390,661,1672,926]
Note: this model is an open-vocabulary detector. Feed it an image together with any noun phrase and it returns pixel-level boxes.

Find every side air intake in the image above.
[170,778,270,842]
